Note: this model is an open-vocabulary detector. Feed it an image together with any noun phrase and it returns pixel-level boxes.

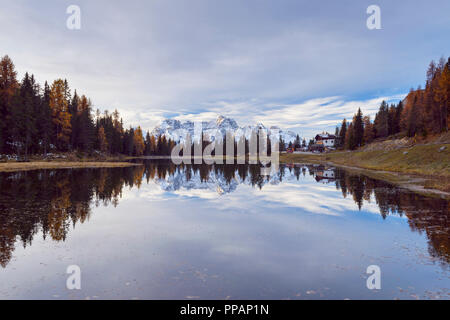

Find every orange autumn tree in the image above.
[0,55,19,153]
[133,126,145,156]
[49,79,72,150]
[436,58,450,130]
[98,126,108,153]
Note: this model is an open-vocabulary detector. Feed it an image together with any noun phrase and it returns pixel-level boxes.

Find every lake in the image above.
[0,160,448,299]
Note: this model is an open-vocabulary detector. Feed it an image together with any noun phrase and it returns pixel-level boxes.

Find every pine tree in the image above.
[279,135,286,152]
[374,101,389,138]
[77,95,95,152]
[144,131,151,156]
[353,108,364,148]
[111,110,123,154]
[20,73,37,157]
[345,123,355,150]
[69,91,80,149]
[393,101,403,135]
[38,82,53,154]
[338,119,347,149]
[294,134,301,149]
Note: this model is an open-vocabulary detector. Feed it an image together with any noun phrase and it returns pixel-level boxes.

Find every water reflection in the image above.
[0,161,448,271]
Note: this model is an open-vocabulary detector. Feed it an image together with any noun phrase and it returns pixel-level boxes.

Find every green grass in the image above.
[325,144,450,176]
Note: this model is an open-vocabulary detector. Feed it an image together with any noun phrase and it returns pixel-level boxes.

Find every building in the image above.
[316,169,335,179]
[315,168,336,183]
[314,133,336,148]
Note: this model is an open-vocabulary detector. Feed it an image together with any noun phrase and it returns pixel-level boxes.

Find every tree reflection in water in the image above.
[0,161,448,268]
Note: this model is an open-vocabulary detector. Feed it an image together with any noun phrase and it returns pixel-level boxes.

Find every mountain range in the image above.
[150,115,299,145]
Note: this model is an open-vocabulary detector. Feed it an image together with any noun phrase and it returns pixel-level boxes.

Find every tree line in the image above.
[335,56,450,150]
[0,55,176,158]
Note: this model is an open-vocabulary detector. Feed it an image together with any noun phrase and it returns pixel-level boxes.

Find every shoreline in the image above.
[1,151,448,199]
[279,146,450,199]
[320,161,449,199]
[0,161,141,173]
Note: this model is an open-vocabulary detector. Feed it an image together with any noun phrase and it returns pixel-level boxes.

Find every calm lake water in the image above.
[0,160,448,300]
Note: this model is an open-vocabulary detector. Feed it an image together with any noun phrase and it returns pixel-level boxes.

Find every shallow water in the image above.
[0,161,448,299]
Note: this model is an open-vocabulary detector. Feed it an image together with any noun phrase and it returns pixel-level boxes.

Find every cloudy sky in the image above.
[1,0,449,138]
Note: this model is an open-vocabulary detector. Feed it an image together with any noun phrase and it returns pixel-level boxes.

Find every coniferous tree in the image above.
[278,135,286,152]
[338,119,347,149]
[333,56,449,149]
[38,81,53,154]
[133,126,145,156]
[345,123,355,150]
[144,131,151,156]
[393,101,403,135]
[0,55,179,157]
[294,134,301,149]
[69,91,80,150]
[353,108,364,148]
[374,101,389,138]
[436,57,450,131]
[363,116,375,144]
[77,95,95,152]
[0,55,18,153]
[98,126,108,153]
[49,79,72,150]
[406,95,419,137]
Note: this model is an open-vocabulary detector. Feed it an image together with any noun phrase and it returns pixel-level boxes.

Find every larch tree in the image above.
[0,55,18,153]
[133,126,145,156]
[363,116,375,144]
[436,58,450,131]
[50,79,72,150]
[98,126,108,153]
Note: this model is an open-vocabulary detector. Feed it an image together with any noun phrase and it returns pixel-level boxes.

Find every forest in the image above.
[0,55,176,159]
[2,54,449,157]
[335,56,450,150]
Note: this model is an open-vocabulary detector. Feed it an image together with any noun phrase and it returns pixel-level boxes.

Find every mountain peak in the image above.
[214,115,238,129]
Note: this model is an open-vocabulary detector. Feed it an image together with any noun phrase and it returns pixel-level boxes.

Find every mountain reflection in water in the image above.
[0,161,448,272]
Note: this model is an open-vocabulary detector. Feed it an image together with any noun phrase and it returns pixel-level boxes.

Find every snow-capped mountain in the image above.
[151,115,299,145]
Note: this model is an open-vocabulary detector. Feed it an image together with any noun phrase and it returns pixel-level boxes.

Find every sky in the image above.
[0,0,449,138]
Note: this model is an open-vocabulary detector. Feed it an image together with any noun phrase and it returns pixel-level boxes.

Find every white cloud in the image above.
[1,1,447,137]
[130,94,405,138]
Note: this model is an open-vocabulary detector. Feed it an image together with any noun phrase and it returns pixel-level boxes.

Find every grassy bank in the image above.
[280,143,450,195]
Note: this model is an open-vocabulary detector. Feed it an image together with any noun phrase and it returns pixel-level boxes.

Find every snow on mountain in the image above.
[151,115,299,145]
[155,168,239,195]
[152,164,319,195]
